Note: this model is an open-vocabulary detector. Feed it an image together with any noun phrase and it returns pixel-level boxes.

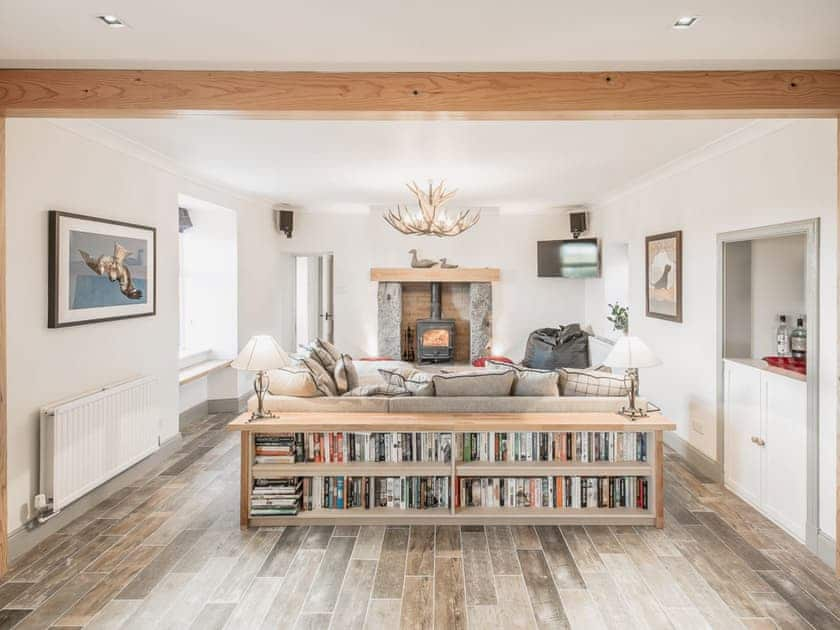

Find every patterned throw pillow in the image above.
[557,368,630,397]
[334,354,359,395]
[485,360,559,396]
[378,367,435,396]
[266,367,325,398]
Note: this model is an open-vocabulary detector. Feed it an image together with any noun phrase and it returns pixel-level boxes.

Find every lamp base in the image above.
[248,410,274,422]
[617,405,648,420]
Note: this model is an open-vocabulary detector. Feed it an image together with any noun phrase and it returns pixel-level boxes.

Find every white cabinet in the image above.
[723,359,807,542]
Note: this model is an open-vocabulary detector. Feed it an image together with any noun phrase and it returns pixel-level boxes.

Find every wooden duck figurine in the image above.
[409,249,438,268]
[439,258,458,269]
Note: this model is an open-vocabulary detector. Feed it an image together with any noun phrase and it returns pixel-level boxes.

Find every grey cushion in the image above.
[266,367,325,398]
[334,354,359,395]
[558,368,630,397]
[431,369,514,397]
[486,360,559,397]
[304,341,338,374]
[378,366,435,396]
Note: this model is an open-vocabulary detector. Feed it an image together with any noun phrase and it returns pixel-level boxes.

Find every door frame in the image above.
[716,219,821,555]
[0,69,838,576]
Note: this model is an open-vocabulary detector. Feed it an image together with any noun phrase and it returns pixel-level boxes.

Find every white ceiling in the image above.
[2,0,839,70]
[92,118,750,211]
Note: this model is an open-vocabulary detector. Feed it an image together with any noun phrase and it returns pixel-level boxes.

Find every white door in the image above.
[723,361,763,508]
[761,371,807,541]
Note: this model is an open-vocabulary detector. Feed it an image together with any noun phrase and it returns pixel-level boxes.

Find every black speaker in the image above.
[569,211,587,238]
[275,209,294,238]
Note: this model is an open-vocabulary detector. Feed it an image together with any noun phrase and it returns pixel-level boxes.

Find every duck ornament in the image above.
[408,249,438,268]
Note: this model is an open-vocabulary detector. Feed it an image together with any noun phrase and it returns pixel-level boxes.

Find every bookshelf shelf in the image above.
[253,462,451,477]
[229,411,675,528]
[455,461,653,477]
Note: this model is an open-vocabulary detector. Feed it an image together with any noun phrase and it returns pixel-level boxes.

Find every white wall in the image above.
[276,209,588,361]
[751,234,806,360]
[5,119,279,532]
[585,119,837,538]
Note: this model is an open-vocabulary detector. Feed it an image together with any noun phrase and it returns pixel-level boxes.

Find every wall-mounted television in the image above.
[537,238,601,278]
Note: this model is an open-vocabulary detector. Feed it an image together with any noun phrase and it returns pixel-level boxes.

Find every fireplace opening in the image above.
[416,282,456,363]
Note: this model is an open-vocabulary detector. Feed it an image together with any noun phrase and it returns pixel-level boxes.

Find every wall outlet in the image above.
[691,420,705,435]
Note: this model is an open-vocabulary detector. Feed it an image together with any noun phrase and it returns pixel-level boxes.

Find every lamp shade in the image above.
[231,335,290,372]
[603,335,661,369]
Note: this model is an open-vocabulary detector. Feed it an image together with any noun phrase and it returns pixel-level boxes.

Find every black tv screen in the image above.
[537,238,600,278]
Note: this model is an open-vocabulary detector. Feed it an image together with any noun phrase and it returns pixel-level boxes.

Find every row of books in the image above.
[456,432,648,463]
[455,476,649,510]
[255,432,452,464]
[302,476,451,511]
[249,477,301,516]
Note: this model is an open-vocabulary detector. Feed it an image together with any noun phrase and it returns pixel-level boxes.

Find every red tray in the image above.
[762,356,807,375]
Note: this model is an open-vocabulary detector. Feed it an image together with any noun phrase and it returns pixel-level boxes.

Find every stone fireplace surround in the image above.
[377,281,492,363]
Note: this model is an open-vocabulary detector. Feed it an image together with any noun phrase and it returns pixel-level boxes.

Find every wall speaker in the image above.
[274,208,294,238]
[569,211,588,239]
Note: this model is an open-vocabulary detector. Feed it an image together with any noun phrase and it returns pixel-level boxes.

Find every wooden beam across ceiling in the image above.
[1,69,840,119]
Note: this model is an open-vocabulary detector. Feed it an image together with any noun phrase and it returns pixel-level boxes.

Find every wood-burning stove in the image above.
[416,282,456,363]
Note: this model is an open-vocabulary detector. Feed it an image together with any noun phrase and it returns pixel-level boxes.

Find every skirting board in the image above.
[663,432,722,483]
[208,391,250,414]
[7,433,183,562]
[818,531,836,570]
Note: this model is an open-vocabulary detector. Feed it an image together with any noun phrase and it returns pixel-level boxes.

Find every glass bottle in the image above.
[791,317,807,360]
[776,315,791,357]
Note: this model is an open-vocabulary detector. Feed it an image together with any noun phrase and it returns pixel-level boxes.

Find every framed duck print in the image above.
[645,230,682,322]
[48,211,156,328]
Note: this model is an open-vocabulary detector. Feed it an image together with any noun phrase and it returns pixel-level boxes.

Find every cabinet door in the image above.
[723,361,763,507]
[761,371,807,542]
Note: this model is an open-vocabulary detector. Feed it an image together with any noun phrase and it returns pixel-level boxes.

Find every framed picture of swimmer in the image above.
[48,211,156,328]
[645,230,682,323]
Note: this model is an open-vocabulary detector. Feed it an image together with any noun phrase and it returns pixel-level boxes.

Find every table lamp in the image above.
[603,335,661,419]
[232,335,290,420]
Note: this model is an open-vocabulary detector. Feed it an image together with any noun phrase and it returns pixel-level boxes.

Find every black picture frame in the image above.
[48,210,157,328]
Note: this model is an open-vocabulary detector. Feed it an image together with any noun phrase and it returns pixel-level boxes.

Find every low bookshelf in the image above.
[227,412,676,528]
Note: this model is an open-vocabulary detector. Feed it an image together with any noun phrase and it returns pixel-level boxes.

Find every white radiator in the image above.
[39,376,159,514]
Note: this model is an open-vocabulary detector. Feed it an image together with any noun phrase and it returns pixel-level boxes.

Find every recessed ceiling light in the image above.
[673,16,699,29]
[97,15,126,28]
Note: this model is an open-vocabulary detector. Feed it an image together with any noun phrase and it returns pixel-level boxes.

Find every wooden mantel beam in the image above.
[1,69,840,119]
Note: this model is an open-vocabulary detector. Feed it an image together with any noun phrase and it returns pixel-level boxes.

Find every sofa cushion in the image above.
[432,369,515,397]
[252,394,390,413]
[378,366,434,396]
[297,355,338,396]
[558,367,630,397]
[388,396,642,413]
[343,384,411,397]
[303,341,338,374]
[486,360,559,397]
[334,354,359,394]
[266,366,325,398]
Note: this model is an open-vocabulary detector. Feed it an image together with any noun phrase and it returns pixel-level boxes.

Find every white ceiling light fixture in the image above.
[672,16,699,29]
[97,15,127,28]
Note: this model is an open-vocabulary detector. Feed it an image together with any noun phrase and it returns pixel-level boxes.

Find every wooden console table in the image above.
[227,412,676,529]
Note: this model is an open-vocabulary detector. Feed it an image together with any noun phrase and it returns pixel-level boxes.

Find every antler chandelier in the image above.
[383,180,480,237]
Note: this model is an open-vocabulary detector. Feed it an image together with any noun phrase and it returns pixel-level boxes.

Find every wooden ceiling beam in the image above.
[1,69,839,119]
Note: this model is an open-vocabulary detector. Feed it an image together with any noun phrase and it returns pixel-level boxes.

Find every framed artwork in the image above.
[48,211,156,328]
[645,230,682,322]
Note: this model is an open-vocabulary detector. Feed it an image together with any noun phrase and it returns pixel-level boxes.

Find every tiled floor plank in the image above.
[435,557,468,630]
[462,528,498,606]
[372,527,409,599]
[405,525,435,576]
[399,575,433,630]
[304,536,356,613]
[330,559,377,630]
[517,549,570,629]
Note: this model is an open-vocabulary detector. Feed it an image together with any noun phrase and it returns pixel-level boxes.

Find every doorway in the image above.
[718,220,821,558]
[294,253,334,347]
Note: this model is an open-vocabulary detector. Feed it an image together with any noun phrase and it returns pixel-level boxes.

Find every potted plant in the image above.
[607,303,629,336]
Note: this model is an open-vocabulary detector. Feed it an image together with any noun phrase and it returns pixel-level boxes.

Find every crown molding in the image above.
[44,119,276,209]
[595,119,796,207]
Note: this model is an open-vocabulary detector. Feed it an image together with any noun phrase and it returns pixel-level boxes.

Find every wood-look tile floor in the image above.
[2,412,840,629]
